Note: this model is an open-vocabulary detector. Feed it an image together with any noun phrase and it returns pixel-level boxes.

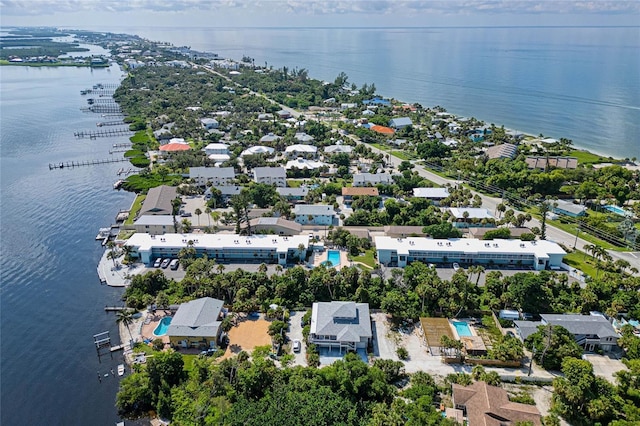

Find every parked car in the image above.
[160,258,171,269]
[169,259,180,270]
[199,348,216,357]
[292,339,301,353]
[153,258,162,268]
[181,212,192,217]
[453,262,461,271]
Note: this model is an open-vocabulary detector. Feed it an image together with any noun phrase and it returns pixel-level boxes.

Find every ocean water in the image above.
[125,26,640,159]
[0,62,135,424]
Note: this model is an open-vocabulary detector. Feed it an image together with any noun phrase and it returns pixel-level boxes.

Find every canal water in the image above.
[1,61,135,424]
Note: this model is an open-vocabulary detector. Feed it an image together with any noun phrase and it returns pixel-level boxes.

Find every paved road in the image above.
[288,311,307,366]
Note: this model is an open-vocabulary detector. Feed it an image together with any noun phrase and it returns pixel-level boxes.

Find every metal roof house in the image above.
[353,172,394,187]
[552,199,587,218]
[537,313,618,352]
[253,166,287,187]
[309,302,372,352]
[389,117,413,129]
[189,167,235,186]
[294,204,336,226]
[167,297,224,349]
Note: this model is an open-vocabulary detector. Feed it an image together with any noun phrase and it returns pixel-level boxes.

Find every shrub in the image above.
[396,347,409,360]
[152,338,165,351]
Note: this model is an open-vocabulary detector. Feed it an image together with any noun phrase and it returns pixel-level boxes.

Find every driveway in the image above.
[583,353,628,384]
[371,312,399,361]
[288,311,307,366]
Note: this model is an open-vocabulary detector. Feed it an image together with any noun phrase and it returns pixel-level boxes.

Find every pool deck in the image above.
[313,250,350,270]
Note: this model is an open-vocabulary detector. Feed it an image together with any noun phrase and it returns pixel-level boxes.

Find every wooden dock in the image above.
[104,306,128,312]
[74,128,132,139]
[110,344,126,353]
[97,120,125,127]
[49,157,128,170]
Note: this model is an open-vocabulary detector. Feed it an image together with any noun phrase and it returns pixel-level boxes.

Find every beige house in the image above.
[167,297,224,349]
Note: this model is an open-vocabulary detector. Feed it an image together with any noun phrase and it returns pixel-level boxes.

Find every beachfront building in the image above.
[526,156,578,170]
[309,301,372,352]
[451,381,542,426]
[285,144,318,159]
[412,187,450,205]
[485,143,518,160]
[139,185,178,216]
[189,167,235,187]
[514,313,619,353]
[294,204,336,226]
[167,297,224,349]
[375,237,566,270]
[353,172,394,187]
[133,215,176,235]
[125,233,310,265]
[253,166,286,187]
[448,207,496,228]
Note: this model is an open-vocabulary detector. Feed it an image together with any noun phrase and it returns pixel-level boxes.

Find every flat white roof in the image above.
[203,143,229,150]
[127,233,310,253]
[449,207,494,220]
[375,237,566,258]
[413,187,450,198]
[134,215,175,226]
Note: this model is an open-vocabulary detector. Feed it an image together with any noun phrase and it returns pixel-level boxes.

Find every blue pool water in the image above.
[604,205,632,217]
[325,250,341,267]
[153,317,172,336]
[452,321,473,337]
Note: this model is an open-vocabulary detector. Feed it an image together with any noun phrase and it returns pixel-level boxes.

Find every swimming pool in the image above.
[153,317,172,337]
[324,250,341,267]
[604,205,632,217]
[452,321,473,337]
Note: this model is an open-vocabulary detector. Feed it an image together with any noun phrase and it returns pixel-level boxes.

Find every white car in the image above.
[160,258,171,269]
[452,262,461,271]
[292,339,301,353]
[153,258,162,268]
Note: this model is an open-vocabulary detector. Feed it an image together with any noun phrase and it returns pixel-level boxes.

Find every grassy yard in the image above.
[124,194,146,225]
[349,248,377,269]
[563,250,599,278]
[568,149,612,165]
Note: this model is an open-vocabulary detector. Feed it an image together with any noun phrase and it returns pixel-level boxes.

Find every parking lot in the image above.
[582,353,628,383]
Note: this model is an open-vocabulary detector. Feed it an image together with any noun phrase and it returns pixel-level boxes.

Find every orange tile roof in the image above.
[160,142,191,152]
[370,125,395,135]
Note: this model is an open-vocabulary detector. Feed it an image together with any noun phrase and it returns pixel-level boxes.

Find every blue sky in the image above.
[2,1,639,29]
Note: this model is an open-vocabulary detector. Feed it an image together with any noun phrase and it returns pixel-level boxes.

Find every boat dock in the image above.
[104,306,128,312]
[49,158,129,170]
[97,120,125,127]
[74,128,132,139]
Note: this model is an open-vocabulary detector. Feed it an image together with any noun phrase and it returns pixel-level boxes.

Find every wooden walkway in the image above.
[74,128,132,139]
[49,158,128,170]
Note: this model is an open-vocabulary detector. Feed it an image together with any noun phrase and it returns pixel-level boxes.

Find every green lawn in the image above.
[568,150,611,165]
[349,248,376,269]
[563,250,598,278]
[391,150,414,161]
[125,194,146,225]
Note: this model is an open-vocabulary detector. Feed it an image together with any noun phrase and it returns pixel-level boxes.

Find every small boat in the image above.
[113,180,124,189]
[96,227,110,240]
[117,364,125,376]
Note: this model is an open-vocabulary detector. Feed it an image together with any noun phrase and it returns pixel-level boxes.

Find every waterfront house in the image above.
[133,215,176,235]
[526,156,578,170]
[294,204,336,226]
[309,301,372,352]
[139,185,178,216]
[514,313,619,353]
[189,167,235,187]
[125,233,309,265]
[412,187,450,205]
[167,297,224,349]
[375,237,566,270]
[362,97,391,106]
[452,381,542,426]
[353,172,394,187]
[253,167,287,187]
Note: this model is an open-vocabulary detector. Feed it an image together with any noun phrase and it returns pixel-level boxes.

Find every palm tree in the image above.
[106,241,118,267]
[211,211,221,227]
[194,208,202,226]
[116,309,135,343]
[583,244,597,261]
[205,207,212,227]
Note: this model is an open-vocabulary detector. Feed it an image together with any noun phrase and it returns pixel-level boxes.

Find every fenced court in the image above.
[420,317,454,356]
